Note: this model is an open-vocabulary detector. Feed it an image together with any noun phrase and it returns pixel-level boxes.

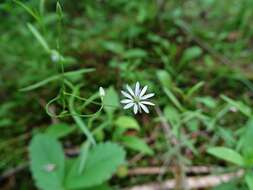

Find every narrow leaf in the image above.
[120,136,154,155]
[207,147,244,166]
[20,68,95,91]
[27,23,50,53]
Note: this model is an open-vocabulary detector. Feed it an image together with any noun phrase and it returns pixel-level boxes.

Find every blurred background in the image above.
[1,0,253,189]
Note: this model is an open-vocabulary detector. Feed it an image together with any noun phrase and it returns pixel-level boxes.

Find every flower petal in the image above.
[121,90,133,100]
[126,85,135,97]
[139,102,149,113]
[135,82,140,96]
[140,101,155,106]
[124,102,134,109]
[139,85,148,97]
[140,93,155,100]
[133,104,138,114]
[121,99,133,104]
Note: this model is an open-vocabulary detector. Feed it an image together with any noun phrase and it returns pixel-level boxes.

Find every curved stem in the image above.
[69,86,96,145]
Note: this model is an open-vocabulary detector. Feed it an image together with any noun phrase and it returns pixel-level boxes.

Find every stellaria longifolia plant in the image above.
[16,1,158,189]
[16,1,126,189]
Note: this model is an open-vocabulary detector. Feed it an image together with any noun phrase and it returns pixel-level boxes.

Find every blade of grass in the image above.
[27,23,50,53]
[14,0,40,21]
[19,68,95,91]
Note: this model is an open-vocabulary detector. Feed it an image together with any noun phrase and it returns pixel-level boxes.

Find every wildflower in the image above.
[99,87,105,98]
[121,82,155,114]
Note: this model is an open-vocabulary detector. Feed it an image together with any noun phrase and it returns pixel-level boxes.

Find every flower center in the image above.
[133,96,140,103]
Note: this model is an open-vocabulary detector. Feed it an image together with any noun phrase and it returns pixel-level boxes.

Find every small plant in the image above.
[208,119,253,189]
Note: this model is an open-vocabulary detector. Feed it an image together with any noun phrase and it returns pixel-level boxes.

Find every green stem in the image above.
[69,87,96,145]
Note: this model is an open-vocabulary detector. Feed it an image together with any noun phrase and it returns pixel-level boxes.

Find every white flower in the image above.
[121,82,155,114]
[99,87,105,97]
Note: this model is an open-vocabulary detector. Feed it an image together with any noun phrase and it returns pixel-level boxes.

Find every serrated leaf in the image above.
[120,136,154,156]
[65,142,125,189]
[207,147,244,166]
[45,123,75,138]
[29,134,65,190]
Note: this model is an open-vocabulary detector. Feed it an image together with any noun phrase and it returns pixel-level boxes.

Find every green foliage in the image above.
[103,87,120,116]
[29,134,65,190]
[115,116,140,131]
[45,123,75,138]
[241,119,253,166]
[65,142,125,189]
[29,134,125,190]
[245,172,253,190]
[207,147,244,166]
[120,136,153,156]
[2,0,253,189]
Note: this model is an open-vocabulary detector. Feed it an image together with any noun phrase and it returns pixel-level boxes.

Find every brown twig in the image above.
[126,170,244,190]
[128,166,217,176]
[155,106,188,190]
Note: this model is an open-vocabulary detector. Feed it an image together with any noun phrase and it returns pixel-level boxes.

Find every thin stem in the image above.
[69,87,96,145]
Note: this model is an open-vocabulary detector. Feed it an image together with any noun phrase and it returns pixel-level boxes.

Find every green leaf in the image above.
[45,123,75,138]
[221,95,251,117]
[245,172,253,190]
[69,86,96,145]
[103,86,119,115]
[14,0,40,21]
[102,41,124,54]
[156,70,172,89]
[164,88,183,111]
[195,96,217,108]
[56,2,63,19]
[20,68,95,91]
[120,136,154,155]
[181,46,202,63]
[123,49,147,59]
[65,142,125,189]
[207,147,244,166]
[186,81,205,97]
[27,23,50,53]
[164,105,180,127]
[242,119,253,166]
[115,116,140,131]
[29,134,65,190]
[78,142,90,174]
